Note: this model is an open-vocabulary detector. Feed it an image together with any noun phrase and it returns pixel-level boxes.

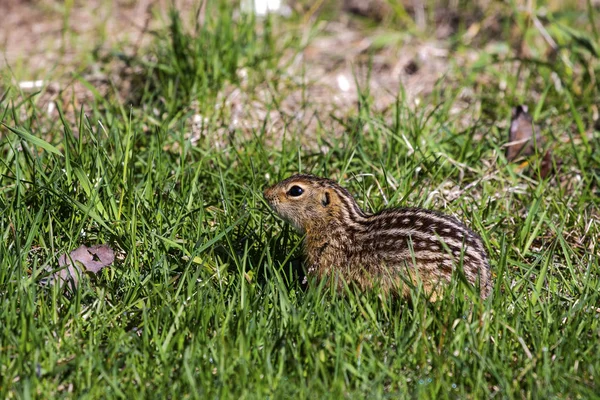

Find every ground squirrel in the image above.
[264,174,492,299]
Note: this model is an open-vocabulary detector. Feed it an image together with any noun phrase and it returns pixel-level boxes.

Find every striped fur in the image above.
[264,174,492,299]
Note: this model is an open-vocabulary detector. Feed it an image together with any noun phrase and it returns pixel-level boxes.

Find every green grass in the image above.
[1,1,600,398]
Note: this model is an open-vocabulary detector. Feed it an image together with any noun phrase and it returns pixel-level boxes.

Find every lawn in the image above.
[1,0,599,398]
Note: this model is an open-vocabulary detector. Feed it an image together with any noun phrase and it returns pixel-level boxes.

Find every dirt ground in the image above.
[0,0,452,103]
[1,0,467,150]
[1,0,168,71]
[2,0,595,150]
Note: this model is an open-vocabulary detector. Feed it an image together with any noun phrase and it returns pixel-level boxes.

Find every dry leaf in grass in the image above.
[506,105,540,160]
[51,244,115,287]
[506,105,554,178]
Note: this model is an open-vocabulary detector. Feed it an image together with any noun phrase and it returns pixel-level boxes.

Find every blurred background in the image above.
[2,0,599,140]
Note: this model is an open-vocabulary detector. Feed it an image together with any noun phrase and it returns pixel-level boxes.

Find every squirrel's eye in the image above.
[287,186,304,197]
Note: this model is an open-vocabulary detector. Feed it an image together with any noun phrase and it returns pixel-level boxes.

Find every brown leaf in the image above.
[52,244,114,286]
[506,105,555,178]
[506,105,542,160]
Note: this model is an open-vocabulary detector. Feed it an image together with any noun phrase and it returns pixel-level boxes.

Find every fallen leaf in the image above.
[50,244,114,287]
[506,105,540,160]
[505,105,555,178]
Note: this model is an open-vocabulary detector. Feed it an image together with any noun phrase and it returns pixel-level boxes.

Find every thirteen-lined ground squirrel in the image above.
[264,174,492,300]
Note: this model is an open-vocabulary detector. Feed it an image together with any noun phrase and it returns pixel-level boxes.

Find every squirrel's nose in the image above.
[263,188,274,202]
[263,183,277,197]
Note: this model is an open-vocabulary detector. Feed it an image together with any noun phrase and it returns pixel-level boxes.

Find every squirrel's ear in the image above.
[321,191,330,207]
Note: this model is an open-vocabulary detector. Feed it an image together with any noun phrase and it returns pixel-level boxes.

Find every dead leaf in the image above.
[50,244,114,287]
[506,105,555,178]
[506,105,540,160]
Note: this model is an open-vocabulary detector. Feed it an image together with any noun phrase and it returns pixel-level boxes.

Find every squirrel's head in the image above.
[263,174,361,234]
